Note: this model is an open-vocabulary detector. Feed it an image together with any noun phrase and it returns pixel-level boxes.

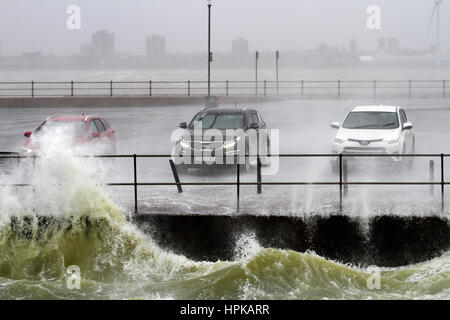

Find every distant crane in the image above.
[427,0,444,66]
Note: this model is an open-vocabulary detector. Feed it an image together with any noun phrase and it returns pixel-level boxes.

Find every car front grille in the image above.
[343,147,387,154]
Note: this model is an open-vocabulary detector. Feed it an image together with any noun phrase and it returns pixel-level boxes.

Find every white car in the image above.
[330,105,415,171]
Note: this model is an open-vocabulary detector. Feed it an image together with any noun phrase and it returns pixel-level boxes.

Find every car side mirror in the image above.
[24,131,32,137]
[91,132,101,138]
[331,122,340,129]
[403,122,413,130]
[250,123,260,130]
[179,122,187,129]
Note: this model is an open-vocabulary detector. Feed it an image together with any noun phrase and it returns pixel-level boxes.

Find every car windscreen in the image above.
[35,121,86,137]
[342,112,399,129]
[190,113,244,130]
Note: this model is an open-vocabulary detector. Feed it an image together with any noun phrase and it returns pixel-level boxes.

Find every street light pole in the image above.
[207,0,212,97]
[276,50,279,95]
[255,51,259,96]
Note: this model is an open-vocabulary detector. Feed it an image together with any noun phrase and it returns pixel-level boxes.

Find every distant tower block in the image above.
[378,38,386,54]
[92,30,115,61]
[146,35,166,60]
[349,38,358,54]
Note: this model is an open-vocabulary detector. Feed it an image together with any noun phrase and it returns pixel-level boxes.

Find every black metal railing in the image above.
[0,80,448,99]
[0,153,448,214]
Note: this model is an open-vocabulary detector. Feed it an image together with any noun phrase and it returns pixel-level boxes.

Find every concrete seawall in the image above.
[0,96,274,108]
[8,213,449,267]
[133,214,450,267]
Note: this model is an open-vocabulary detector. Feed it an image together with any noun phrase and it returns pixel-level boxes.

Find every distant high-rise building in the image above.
[232,38,249,58]
[91,30,115,61]
[378,38,386,53]
[387,38,400,54]
[146,35,166,60]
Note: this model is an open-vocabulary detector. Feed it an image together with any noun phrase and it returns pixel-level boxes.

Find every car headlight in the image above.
[383,133,399,144]
[223,136,240,149]
[334,135,348,144]
[179,138,191,149]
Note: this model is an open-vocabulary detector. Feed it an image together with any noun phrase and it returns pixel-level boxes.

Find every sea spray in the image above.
[0,129,449,299]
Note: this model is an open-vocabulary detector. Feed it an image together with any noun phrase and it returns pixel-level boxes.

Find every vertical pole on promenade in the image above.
[343,159,348,197]
[276,50,279,95]
[339,153,343,213]
[207,1,212,97]
[255,51,259,96]
[430,160,435,196]
[134,154,138,214]
[374,80,377,98]
[236,160,240,213]
[441,154,445,212]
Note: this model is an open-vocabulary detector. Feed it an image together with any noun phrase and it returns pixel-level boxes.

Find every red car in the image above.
[21,114,117,156]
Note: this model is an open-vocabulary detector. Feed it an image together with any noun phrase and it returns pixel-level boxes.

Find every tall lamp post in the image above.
[207,0,212,97]
[255,51,259,96]
[276,50,279,95]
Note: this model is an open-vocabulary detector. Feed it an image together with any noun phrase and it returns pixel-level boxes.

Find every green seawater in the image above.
[0,207,449,300]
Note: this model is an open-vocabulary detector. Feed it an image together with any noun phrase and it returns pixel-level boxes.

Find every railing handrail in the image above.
[0,152,447,214]
[1,153,450,159]
[0,79,447,98]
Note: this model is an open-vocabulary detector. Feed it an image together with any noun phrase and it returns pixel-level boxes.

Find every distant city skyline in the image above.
[0,0,448,56]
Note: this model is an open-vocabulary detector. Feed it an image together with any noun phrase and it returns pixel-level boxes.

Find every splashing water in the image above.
[0,129,449,300]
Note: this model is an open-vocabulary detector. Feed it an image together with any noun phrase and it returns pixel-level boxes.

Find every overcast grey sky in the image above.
[0,0,448,55]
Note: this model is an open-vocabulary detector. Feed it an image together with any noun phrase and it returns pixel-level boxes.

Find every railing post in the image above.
[430,160,435,196]
[110,80,113,97]
[409,80,412,99]
[301,80,304,96]
[133,154,138,214]
[373,80,377,98]
[169,159,183,194]
[31,81,34,98]
[226,80,229,96]
[187,80,191,96]
[236,160,240,213]
[444,80,446,99]
[257,156,262,194]
[343,159,348,197]
[264,80,267,97]
[339,153,343,213]
[71,81,74,97]
[441,153,444,212]
[149,80,152,97]
[338,80,341,98]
